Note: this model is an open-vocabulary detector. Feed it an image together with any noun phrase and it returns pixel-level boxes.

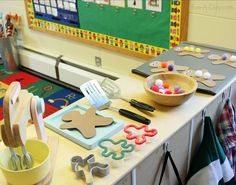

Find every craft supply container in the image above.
[0,139,50,185]
[0,36,19,71]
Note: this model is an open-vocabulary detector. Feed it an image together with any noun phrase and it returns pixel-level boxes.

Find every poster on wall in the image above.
[110,0,125,7]
[32,0,80,27]
[95,0,109,5]
[127,0,143,9]
[146,0,162,12]
[82,0,94,2]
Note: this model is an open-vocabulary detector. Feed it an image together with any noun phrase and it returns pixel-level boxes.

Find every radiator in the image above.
[18,47,119,89]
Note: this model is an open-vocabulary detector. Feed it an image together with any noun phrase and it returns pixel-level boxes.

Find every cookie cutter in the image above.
[71,154,109,185]
[124,124,158,150]
[98,139,135,168]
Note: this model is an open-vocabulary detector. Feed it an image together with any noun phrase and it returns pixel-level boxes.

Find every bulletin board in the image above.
[25,0,189,59]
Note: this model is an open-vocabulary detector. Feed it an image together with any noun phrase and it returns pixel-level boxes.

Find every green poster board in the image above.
[26,0,189,59]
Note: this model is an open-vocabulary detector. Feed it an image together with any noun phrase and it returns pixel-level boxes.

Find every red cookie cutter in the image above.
[124,124,157,145]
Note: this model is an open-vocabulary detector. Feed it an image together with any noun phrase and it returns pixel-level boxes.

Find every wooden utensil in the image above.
[12,90,33,170]
[2,82,22,171]
[30,96,47,143]
[3,82,21,148]
[1,124,22,171]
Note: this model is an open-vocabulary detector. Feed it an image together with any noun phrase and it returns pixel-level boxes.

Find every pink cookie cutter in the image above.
[124,124,157,146]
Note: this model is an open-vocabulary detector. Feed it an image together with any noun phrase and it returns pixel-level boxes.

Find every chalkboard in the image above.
[25,0,189,59]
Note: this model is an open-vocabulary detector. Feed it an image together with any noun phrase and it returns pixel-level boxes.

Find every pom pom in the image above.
[163,83,170,89]
[203,72,211,80]
[183,46,189,51]
[160,62,168,68]
[230,55,236,63]
[168,64,174,71]
[189,46,195,52]
[174,91,181,94]
[164,90,172,94]
[158,89,165,94]
[195,70,203,78]
[195,48,201,53]
[178,89,185,93]
[151,85,159,92]
[174,85,180,92]
[222,53,230,60]
[155,79,163,87]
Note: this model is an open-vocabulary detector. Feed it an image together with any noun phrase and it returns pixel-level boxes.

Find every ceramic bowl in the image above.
[144,73,198,106]
[0,139,50,185]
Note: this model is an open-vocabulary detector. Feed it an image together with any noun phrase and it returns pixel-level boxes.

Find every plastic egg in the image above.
[203,72,211,80]
[194,70,203,78]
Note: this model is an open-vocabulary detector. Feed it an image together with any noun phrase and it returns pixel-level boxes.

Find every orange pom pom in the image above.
[163,83,170,89]
[160,62,168,68]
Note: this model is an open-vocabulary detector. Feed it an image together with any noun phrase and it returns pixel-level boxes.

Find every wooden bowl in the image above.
[144,73,198,106]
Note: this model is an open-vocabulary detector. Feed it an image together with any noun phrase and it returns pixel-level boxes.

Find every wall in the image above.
[0,1,144,76]
[188,0,236,49]
[0,0,236,73]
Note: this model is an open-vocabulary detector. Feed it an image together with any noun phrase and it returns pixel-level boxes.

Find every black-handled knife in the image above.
[129,99,155,112]
[118,109,151,125]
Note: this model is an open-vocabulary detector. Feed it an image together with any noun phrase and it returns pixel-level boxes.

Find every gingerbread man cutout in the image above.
[60,107,113,138]
[149,60,189,73]
[208,54,236,68]
[182,69,225,87]
[174,45,210,58]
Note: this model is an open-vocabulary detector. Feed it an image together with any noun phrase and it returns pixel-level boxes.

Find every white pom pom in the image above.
[203,72,211,80]
[195,70,203,78]
[158,89,165,94]
[230,55,236,63]
[155,79,163,87]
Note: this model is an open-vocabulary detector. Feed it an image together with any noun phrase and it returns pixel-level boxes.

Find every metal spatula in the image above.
[80,80,151,125]
[100,78,155,112]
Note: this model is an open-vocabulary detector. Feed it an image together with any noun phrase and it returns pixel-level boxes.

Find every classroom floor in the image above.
[0,65,84,120]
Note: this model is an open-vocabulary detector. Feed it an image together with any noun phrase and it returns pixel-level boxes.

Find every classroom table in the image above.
[0,71,235,185]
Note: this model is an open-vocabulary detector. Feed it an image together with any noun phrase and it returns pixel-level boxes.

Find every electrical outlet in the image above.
[95,56,102,67]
